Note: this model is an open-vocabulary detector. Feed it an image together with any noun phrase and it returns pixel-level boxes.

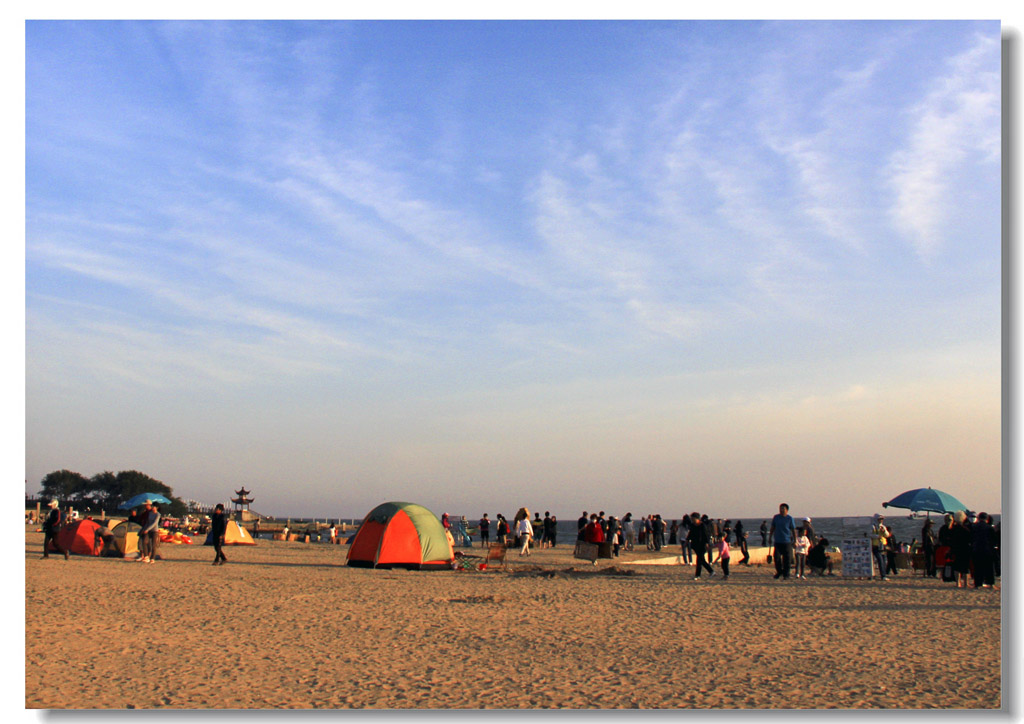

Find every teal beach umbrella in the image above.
[118,492,173,510]
[882,487,967,515]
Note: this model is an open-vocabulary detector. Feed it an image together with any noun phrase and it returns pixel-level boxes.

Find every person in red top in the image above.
[584,514,605,544]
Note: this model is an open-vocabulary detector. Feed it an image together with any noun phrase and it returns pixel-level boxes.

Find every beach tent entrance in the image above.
[346,501,454,570]
[107,520,141,557]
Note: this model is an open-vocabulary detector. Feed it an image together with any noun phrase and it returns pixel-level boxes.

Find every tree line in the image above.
[35,469,187,517]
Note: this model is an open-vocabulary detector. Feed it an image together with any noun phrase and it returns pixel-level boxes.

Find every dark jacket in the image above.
[686,521,710,551]
[211,511,227,538]
[971,520,995,554]
[43,508,61,534]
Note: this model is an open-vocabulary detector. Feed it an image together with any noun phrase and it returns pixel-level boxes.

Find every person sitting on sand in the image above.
[807,538,834,576]
[93,521,115,556]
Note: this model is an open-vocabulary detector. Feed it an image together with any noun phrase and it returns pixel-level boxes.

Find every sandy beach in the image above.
[24,529,1001,710]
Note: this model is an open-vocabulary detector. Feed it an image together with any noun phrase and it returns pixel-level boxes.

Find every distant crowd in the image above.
[446,503,1000,588]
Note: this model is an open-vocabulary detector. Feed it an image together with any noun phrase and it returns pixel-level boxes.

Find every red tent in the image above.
[347,501,454,570]
[51,519,102,557]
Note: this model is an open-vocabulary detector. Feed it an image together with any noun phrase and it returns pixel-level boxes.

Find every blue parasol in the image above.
[118,492,173,510]
[882,487,967,515]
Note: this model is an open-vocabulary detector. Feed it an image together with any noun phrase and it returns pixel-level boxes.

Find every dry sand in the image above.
[24,530,1001,709]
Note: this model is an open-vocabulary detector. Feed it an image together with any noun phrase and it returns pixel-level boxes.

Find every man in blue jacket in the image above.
[769,503,796,580]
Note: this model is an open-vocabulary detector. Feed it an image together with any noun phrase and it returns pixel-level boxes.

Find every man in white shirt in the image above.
[515,514,534,556]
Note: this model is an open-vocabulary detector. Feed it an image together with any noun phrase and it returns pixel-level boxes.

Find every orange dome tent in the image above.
[52,519,102,557]
[346,502,454,570]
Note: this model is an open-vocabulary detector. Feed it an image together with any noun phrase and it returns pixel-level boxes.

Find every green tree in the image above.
[39,469,89,503]
[88,471,118,508]
[113,470,186,517]
[38,468,188,517]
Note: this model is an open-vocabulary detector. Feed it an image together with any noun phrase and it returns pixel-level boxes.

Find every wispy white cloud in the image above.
[886,32,1000,258]
[25,22,1001,516]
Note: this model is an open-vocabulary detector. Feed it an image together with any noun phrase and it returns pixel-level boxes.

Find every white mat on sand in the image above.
[623,546,771,566]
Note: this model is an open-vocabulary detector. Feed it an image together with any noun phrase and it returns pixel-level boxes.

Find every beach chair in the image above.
[484,542,508,570]
[574,541,599,564]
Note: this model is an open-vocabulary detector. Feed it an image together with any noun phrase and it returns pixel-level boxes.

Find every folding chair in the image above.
[484,542,508,570]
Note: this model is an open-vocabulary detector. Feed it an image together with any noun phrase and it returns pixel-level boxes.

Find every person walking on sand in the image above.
[734,521,750,565]
[687,512,714,579]
[211,503,228,565]
[769,503,796,580]
[712,532,731,579]
[41,499,68,560]
[515,511,534,556]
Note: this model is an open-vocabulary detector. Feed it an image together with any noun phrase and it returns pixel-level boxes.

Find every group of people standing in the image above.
[918,511,999,589]
[126,499,163,564]
[475,511,559,553]
[39,497,165,563]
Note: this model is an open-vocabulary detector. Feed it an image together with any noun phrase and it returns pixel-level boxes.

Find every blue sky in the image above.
[24,20,1002,519]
